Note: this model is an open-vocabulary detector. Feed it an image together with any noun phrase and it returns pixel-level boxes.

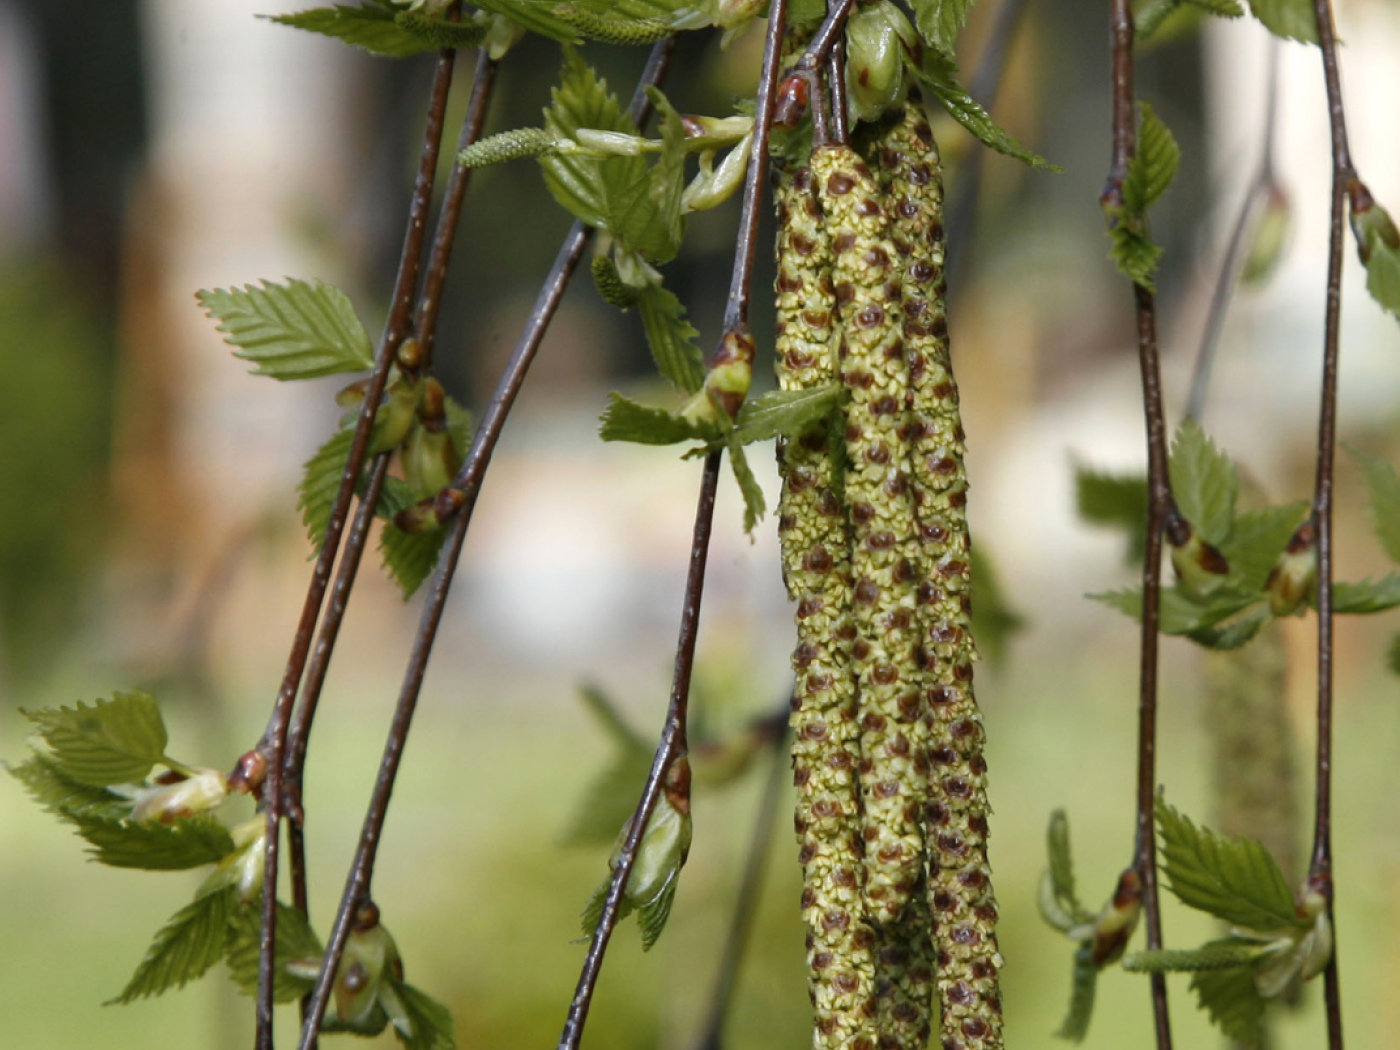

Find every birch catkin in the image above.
[776,162,880,1050]
[877,101,1005,1049]
[811,144,927,926]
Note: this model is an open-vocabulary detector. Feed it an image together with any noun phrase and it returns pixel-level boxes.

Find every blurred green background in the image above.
[4,1,1400,1048]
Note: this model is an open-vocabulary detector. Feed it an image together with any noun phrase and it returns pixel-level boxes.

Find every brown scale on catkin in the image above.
[811,143,927,928]
[776,162,880,1050]
[875,100,1004,1049]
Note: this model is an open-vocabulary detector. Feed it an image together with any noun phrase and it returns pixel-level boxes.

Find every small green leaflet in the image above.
[1074,465,1148,564]
[1219,502,1308,592]
[1169,418,1237,546]
[7,754,134,822]
[1038,809,1091,933]
[637,873,678,951]
[265,1,447,57]
[1136,0,1242,40]
[1186,605,1269,651]
[1247,0,1318,43]
[1057,945,1098,1043]
[1106,102,1179,289]
[1350,446,1400,562]
[386,981,458,1050]
[1156,796,1300,932]
[908,0,974,57]
[563,686,652,846]
[1364,240,1400,320]
[380,523,448,600]
[599,393,711,445]
[197,278,374,380]
[21,692,168,787]
[636,282,705,393]
[1330,573,1400,614]
[226,898,326,1003]
[1089,586,1258,636]
[1123,937,1272,973]
[730,385,843,445]
[913,54,1058,171]
[74,813,236,870]
[712,406,766,533]
[111,887,236,1003]
[1191,964,1267,1044]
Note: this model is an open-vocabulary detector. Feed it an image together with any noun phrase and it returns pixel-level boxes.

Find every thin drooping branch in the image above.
[295,39,678,1050]
[1185,42,1282,422]
[692,707,791,1050]
[1308,0,1355,1046]
[254,41,459,1050]
[1105,4,1173,1047]
[944,0,1032,287]
[556,6,788,1047]
[282,48,500,929]
[791,0,855,77]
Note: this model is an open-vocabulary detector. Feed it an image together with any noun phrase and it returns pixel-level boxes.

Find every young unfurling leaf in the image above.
[1089,586,1258,635]
[1363,239,1400,320]
[1220,501,1309,591]
[1075,465,1148,564]
[21,692,168,787]
[1039,810,1091,934]
[729,385,843,446]
[562,686,652,846]
[913,52,1058,171]
[1156,796,1301,932]
[1105,102,1179,289]
[1349,446,1400,563]
[1329,573,1400,614]
[384,980,458,1050]
[379,523,448,600]
[636,282,705,394]
[74,813,236,871]
[1057,945,1098,1043]
[266,2,452,58]
[110,886,236,1003]
[1246,0,1318,44]
[598,393,712,446]
[196,278,374,380]
[7,753,134,822]
[1191,965,1268,1044]
[1168,418,1237,546]
[908,0,975,57]
[226,897,326,1003]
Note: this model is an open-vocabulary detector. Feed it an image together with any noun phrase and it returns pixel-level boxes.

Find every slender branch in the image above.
[1106,4,1173,1047]
[254,41,459,1050]
[295,38,678,1050]
[557,6,787,1046]
[1308,0,1355,1045]
[1185,42,1281,422]
[692,707,791,1050]
[826,35,849,146]
[944,0,1032,288]
[792,0,855,76]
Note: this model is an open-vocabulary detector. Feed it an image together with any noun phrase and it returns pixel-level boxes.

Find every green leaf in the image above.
[731,385,843,446]
[464,0,580,41]
[1169,419,1237,545]
[379,523,448,601]
[299,427,355,550]
[1330,573,1400,614]
[1349,446,1400,562]
[581,879,633,937]
[1123,938,1273,973]
[579,684,648,751]
[1364,239,1400,320]
[1124,102,1180,214]
[75,813,235,870]
[636,282,705,393]
[1247,0,1318,43]
[598,393,711,445]
[1039,809,1091,933]
[1156,796,1300,932]
[22,692,168,787]
[913,53,1058,171]
[1134,0,1182,38]
[1186,606,1270,651]
[1220,502,1309,591]
[8,753,134,822]
[264,2,443,57]
[909,0,974,57]
[386,981,458,1050]
[1107,228,1164,291]
[110,887,236,1003]
[1056,944,1099,1042]
[1075,466,1148,563]
[1191,964,1267,1044]
[637,872,678,950]
[610,87,686,263]
[225,898,325,1003]
[444,395,473,459]
[563,750,651,846]
[196,279,374,380]
[715,415,766,533]
[970,544,1025,666]
[1089,586,1258,636]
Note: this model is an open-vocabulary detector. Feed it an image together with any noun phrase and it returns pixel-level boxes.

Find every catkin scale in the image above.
[876,101,1004,1049]
[811,144,927,926]
[776,164,880,1050]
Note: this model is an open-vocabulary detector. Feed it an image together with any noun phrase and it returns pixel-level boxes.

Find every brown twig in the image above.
[1308,1,1356,1046]
[294,38,678,1050]
[254,41,459,1050]
[791,0,855,77]
[1184,42,1282,422]
[1105,3,1173,1047]
[556,5,788,1046]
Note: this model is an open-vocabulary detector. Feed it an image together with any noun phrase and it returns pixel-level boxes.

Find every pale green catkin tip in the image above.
[394,10,488,49]
[458,127,566,170]
[555,7,674,45]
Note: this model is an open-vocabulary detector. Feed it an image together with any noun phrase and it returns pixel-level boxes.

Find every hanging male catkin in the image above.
[775,161,880,1050]
[810,143,927,927]
[877,99,1005,1049]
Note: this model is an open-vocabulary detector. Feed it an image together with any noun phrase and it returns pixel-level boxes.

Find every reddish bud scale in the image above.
[873,101,1003,1049]
[775,163,879,1050]
[813,143,927,926]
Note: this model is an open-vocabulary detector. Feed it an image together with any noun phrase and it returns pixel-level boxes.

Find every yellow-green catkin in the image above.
[776,162,880,1050]
[811,144,927,927]
[874,880,935,1050]
[876,100,1004,1049]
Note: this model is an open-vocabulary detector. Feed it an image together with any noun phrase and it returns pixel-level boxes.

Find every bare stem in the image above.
[792,0,855,76]
[1308,0,1355,1045]
[556,5,788,1045]
[1107,3,1173,1046]
[294,39,678,1050]
[254,41,459,1050]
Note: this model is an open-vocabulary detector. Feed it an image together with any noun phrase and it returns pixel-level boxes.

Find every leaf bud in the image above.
[1241,183,1291,285]
[1348,180,1399,265]
[715,0,765,29]
[773,74,810,129]
[335,378,372,408]
[614,759,693,908]
[681,132,753,213]
[129,766,229,824]
[1167,515,1231,600]
[844,1,918,123]
[679,114,753,150]
[591,255,642,309]
[370,379,422,455]
[1265,520,1317,617]
[395,337,423,372]
[403,425,460,497]
[681,329,755,423]
[1090,867,1143,968]
[198,817,267,902]
[574,129,651,157]
[482,14,525,60]
[690,733,759,787]
[227,748,268,796]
